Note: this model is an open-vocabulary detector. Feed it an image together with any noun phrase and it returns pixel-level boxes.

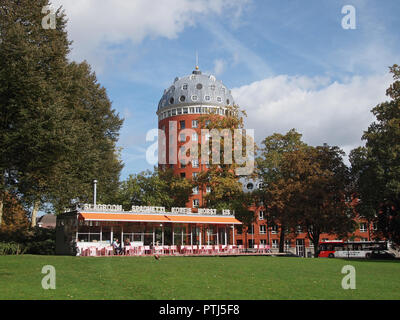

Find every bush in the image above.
[25,239,55,255]
[0,227,56,255]
[0,242,27,255]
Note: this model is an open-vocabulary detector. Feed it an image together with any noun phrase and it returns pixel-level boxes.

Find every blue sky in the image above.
[52,0,400,180]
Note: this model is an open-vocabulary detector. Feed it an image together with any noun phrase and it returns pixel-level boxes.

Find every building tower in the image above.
[157,66,235,208]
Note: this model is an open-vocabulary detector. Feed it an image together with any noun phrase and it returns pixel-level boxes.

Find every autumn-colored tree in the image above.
[0,193,29,234]
[195,105,255,224]
[350,64,400,245]
[282,145,354,257]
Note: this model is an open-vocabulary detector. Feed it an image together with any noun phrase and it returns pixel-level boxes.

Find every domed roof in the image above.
[157,68,234,111]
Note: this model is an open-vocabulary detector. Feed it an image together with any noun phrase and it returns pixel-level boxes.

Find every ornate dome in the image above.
[157,68,234,112]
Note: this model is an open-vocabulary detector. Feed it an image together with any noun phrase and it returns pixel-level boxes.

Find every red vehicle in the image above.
[318,240,387,258]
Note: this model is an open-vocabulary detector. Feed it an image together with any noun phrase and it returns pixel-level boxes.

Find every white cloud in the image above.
[51,0,249,67]
[213,59,226,75]
[232,73,393,158]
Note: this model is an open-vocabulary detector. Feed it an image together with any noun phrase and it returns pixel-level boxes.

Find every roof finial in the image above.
[195,51,199,70]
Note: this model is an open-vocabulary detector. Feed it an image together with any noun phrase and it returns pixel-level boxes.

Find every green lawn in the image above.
[0,255,399,300]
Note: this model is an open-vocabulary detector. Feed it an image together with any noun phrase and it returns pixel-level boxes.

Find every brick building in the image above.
[157,66,378,257]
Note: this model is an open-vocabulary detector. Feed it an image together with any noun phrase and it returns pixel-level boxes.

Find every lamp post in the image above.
[93,179,98,205]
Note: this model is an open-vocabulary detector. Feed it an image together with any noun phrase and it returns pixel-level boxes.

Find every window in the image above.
[296,225,303,234]
[180,163,186,169]
[271,225,278,234]
[210,84,215,91]
[193,199,199,207]
[247,224,254,234]
[192,159,199,168]
[192,133,198,141]
[179,133,186,142]
[177,108,182,115]
[179,95,186,102]
[196,83,203,90]
[179,120,185,129]
[206,186,211,193]
[284,240,291,248]
[373,222,378,231]
[246,183,254,190]
[236,225,243,235]
[217,96,222,102]
[196,107,201,113]
[205,120,211,126]
[205,95,210,101]
[182,84,188,90]
[260,239,267,245]
[226,99,230,105]
[259,211,264,220]
[359,223,367,232]
[192,172,198,178]
[191,95,198,101]
[180,173,185,178]
[183,108,188,114]
[259,225,266,234]
[272,239,279,249]
[172,109,176,116]
[169,97,174,104]
[192,186,199,195]
[192,120,198,128]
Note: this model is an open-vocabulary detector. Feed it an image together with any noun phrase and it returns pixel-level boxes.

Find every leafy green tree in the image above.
[255,129,307,252]
[350,64,400,245]
[288,145,354,256]
[116,168,193,211]
[0,1,123,226]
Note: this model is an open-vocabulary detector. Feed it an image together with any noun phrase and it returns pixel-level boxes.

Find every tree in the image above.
[255,129,307,253]
[116,168,193,211]
[0,0,72,226]
[350,64,400,245]
[283,145,354,257]
[195,105,255,223]
[0,192,29,234]
[0,1,124,225]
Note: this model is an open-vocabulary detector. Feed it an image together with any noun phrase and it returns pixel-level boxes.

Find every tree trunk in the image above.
[279,224,285,253]
[312,234,320,258]
[0,193,3,227]
[31,200,40,228]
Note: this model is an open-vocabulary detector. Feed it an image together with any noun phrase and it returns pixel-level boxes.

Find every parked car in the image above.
[368,250,396,260]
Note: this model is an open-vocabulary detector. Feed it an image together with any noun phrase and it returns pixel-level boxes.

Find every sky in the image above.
[51,0,400,180]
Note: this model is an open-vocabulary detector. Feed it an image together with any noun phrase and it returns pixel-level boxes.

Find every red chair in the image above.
[105,246,114,256]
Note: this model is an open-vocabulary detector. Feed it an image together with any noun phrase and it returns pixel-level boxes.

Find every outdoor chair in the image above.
[170,245,177,255]
[163,245,170,255]
[205,245,213,255]
[144,246,151,255]
[104,246,114,256]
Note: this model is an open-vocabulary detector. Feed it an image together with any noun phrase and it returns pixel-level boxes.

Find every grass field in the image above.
[0,255,399,300]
